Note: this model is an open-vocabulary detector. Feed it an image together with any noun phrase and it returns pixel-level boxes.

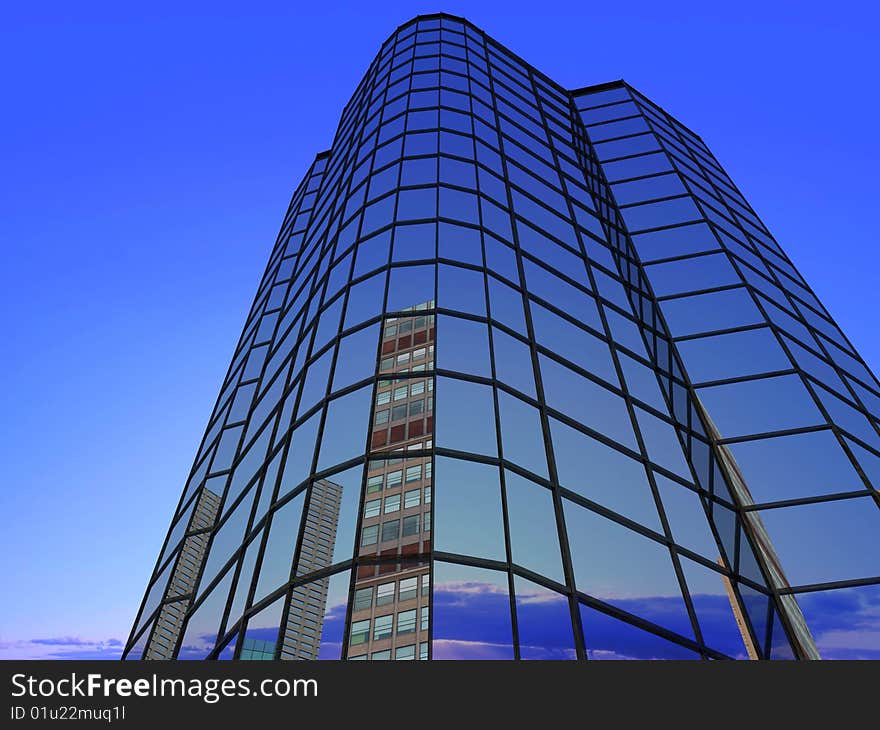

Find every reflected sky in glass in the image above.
[432,561,513,660]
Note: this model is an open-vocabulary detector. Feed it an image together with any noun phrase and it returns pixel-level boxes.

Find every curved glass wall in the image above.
[125,13,880,661]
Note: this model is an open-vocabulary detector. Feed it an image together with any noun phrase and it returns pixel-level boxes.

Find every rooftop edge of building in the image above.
[312,13,705,199]
[386,13,705,144]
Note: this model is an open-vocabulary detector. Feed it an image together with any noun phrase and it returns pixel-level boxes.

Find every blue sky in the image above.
[1,1,878,659]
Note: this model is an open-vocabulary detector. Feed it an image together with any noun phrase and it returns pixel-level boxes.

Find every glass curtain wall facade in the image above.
[125,13,880,661]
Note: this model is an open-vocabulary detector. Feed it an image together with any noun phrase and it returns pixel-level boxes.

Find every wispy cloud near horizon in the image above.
[0,636,123,660]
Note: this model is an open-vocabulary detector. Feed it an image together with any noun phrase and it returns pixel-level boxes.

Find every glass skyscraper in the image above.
[125,13,880,661]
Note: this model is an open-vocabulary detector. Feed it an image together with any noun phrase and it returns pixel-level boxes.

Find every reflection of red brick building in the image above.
[348,303,434,660]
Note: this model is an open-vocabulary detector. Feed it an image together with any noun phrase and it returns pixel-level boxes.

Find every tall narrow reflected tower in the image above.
[126,13,880,661]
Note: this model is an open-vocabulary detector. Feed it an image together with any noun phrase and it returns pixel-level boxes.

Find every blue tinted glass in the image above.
[317,467,361,566]
[551,418,660,530]
[612,173,687,205]
[432,562,514,659]
[488,276,526,333]
[605,311,648,359]
[514,576,576,659]
[797,584,880,659]
[846,438,880,491]
[492,329,536,397]
[758,496,880,586]
[434,456,505,560]
[439,186,479,223]
[635,408,691,479]
[580,604,699,660]
[484,237,519,283]
[813,386,880,450]
[240,598,283,660]
[211,426,243,474]
[435,376,497,456]
[344,271,387,328]
[679,558,750,658]
[439,156,477,188]
[387,264,435,313]
[177,570,234,659]
[397,187,437,221]
[541,355,636,449]
[437,314,491,377]
[314,570,351,660]
[316,385,372,470]
[619,353,666,411]
[564,499,692,638]
[438,263,486,316]
[589,116,651,142]
[522,259,601,329]
[660,287,762,337]
[602,152,673,182]
[575,87,631,108]
[226,533,261,632]
[631,221,717,261]
[531,305,617,384]
[199,488,255,594]
[253,492,304,602]
[677,327,791,383]
[361,195,395,235]
[595,134,660,161]
[401,156,437,185]
[278,412,319,498]
[654,475,717,556]
[505,471,564,582]
[497,391,549,479]
[332,324,379,391]
[228,383,257,423]
[728,430,863,503]
[438,222,482,265]
[299,350,331,414]
[392,222,436,262]
[647,253,740,297]
[697,375,824,438]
